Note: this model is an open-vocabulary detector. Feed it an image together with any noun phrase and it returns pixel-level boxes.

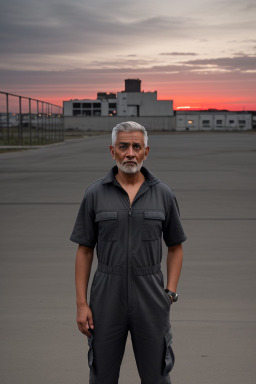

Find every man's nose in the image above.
[126,146,135,157]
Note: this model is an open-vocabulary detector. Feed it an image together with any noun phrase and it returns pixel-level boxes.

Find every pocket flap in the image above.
[163,327,175,375]
[95,211,118,222]
[87,334,95,374]
[144,211,165,220]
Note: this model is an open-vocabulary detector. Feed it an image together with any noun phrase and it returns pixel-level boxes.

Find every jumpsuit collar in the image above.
[101,166,160,187]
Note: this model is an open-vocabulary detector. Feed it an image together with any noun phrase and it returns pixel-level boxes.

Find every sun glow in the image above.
[176,106,202,110]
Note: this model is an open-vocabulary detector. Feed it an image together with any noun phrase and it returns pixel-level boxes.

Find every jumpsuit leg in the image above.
[130,323,172,384]
[88,269,129,383]
[89,326,128,384]
[129,270,174,384]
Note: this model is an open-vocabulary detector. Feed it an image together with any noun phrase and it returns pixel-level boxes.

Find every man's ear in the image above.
[144,146,150,160]
[109,145,115,160]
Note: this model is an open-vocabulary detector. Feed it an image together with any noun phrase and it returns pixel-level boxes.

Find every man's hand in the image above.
[76,303,94,337]
[75,245,94,337]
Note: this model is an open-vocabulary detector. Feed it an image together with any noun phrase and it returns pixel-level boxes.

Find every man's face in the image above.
[110,131,149,174]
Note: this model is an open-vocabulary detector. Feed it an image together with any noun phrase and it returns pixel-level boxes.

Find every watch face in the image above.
[172,293,178,302]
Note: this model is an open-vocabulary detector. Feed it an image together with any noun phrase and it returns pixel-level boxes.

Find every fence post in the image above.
[42,102,45,143]
[36,100,39,145]
[19,96,22,145]
[6,93,9,145]
[29,98,32,146]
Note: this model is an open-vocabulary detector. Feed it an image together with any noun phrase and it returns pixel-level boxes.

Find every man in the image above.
[70,121,187,384]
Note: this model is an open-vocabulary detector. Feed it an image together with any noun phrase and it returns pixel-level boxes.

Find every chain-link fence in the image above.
[0,92,64,145]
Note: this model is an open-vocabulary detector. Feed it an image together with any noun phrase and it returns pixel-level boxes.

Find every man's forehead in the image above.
[116,131,144,143]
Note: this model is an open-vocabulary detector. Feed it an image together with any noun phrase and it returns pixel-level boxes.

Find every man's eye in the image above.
[134,145,141,149]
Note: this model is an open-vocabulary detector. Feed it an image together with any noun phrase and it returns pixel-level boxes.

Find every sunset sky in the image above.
[1,0,256,110]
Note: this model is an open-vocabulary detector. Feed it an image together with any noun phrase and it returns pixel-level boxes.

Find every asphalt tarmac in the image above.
[0,132,256,384]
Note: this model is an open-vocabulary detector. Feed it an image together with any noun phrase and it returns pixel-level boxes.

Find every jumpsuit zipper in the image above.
[114,180,148,311]
[127,188,148,311]
[128,201,133,310]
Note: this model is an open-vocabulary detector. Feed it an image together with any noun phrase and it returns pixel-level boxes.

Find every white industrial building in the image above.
[63,79,173,119]
[176,111,252,131]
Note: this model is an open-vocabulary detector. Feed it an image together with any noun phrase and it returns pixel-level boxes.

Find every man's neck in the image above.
[115,169,145,186]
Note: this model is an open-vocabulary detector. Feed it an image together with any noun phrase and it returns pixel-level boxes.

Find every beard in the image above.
[116,160,143,174]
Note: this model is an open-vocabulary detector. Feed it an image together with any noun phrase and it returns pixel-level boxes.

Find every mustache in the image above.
[123,161,137,165]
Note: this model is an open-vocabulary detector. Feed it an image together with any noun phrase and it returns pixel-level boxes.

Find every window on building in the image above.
[229,120,234,124]
[93,103,101,108]
[239,120,246,124]
[73,103,81,108]
[216,120,223,125]
[82,103,92,109]
[202,120,210,125]
[93,110,101,116]
[73,110,81,116]
[109,103,117,109]
[109,110,117,116]
[82,110,91,116]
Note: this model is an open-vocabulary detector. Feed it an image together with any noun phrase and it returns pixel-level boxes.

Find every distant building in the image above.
[176,111,252,131]
[63,79,174,118]
[0,113,19,127]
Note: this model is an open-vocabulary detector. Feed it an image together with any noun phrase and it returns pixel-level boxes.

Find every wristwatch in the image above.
[164,289,178,303]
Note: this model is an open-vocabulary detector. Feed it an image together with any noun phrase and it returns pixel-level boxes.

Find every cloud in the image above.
[184,55,256,72]
[1,53,255,91]
[160,52,198,56]
[1,57,255,87]
[242,3,256,11]
[0,0,195,58]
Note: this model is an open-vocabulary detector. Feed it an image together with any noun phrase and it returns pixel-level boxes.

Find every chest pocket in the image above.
[95,211,118,242]
[143,211,165,241]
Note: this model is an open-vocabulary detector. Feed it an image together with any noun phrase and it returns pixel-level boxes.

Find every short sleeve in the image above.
[163,194,187,247]
[70,192,97,247]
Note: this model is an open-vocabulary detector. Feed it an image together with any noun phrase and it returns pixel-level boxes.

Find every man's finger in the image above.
[88,314,94,329]
[77,321,92,337]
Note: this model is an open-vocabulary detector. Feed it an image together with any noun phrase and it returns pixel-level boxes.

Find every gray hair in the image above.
[112,121,148,147]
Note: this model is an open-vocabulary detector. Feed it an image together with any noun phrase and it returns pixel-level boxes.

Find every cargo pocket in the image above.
[142,211,165,241]
[163,328,175,375]
[95,211,118,241]
[87,334,95,374]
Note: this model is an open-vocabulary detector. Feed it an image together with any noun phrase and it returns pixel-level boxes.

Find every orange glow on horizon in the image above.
[19,85,256,112]
[39,94,256,112]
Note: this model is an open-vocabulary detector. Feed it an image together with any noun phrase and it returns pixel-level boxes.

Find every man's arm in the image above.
[75,244,94,337]
[166,244,183,294]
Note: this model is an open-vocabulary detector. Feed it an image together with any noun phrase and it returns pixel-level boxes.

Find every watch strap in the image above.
[164,289,178,302]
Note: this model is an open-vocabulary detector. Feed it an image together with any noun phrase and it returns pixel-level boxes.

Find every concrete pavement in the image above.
[0,132,256,384]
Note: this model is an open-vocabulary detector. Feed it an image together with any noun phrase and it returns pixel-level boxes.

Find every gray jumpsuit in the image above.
[70,166,187,384]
